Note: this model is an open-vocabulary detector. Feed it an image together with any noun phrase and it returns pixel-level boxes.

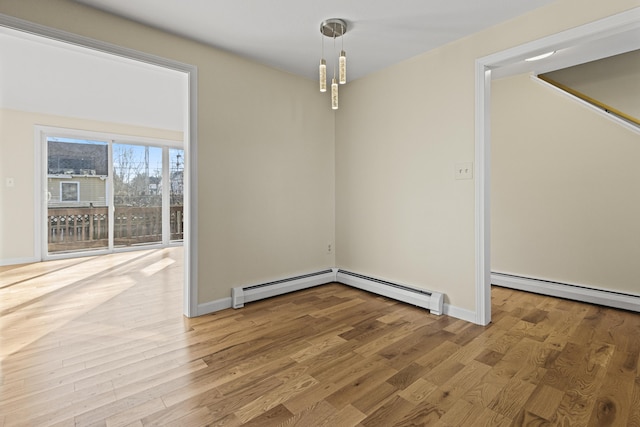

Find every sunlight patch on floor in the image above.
[141,258,175,277]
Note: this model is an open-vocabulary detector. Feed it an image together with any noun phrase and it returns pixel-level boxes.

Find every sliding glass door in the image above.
[113,143,163,248]
[44,132,183,258]
[46,137,110,254]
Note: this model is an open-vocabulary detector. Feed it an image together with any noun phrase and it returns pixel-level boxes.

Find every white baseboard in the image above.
[199,269,474,321]
[492,272,640,313]
[198,291,477,323]
[196,294,476,323]
[197,297,232,316]
[443,304,477,323]
[0,257,39,267]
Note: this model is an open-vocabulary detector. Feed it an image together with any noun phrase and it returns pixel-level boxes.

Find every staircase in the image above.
[537,49,639,131]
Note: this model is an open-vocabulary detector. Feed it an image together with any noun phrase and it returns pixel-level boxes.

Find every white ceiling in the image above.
[0,26,186,131]
[75,0,560,82]
[1,3,637,130]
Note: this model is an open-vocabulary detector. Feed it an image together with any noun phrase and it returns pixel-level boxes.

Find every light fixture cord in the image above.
[333,34,337,79]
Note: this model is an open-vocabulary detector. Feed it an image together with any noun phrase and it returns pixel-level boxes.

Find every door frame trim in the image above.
[474,7,640,326]
[2,13,199,317]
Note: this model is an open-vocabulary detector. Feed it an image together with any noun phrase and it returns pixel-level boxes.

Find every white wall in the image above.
[0,0,336,305]
[491,73,640,295]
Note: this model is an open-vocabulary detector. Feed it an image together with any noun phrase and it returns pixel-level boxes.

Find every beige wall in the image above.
[0,0,336,304]
[491,73,640,295]
[543,50,640,120]
[335,51,477,311]
[0,108,182,261]
[1,0,637,313]
[335,0,638,312]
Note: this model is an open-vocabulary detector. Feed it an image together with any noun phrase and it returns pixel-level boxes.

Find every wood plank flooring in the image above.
[1,248,639,426]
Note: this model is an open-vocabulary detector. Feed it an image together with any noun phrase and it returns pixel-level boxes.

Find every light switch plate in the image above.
[455,162,473,180]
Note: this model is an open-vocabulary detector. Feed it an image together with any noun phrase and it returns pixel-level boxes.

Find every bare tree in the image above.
[114,146,142,186]
[113,146,146,205]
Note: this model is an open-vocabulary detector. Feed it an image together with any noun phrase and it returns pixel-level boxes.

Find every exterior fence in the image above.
[47,205,183,252]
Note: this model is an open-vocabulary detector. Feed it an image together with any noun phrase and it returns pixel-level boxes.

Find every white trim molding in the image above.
[207,269,471,320]
[492,272,640,313]
[198,297,233,316]
[474,61,492,326]
[443,304,477,324]
[177,267,484,324]
[0,257,39,267]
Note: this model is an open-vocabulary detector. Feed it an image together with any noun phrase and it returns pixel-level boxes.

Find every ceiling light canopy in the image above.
[319,18,347,110]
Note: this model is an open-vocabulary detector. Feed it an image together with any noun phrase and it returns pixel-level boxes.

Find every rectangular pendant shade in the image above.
[319,59,326,92]
[331,78,338,110]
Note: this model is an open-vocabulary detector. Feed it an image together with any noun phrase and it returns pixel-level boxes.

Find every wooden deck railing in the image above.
[47,205,184,252]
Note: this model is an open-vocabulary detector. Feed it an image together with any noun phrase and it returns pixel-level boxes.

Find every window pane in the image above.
[47,138,109,254]
[170,148,184,242]
[113,143,163,247]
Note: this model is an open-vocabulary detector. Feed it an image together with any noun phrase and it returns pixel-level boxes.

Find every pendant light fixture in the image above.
[319,59,327,92]
[319,18,347,110]
[319,33,326,92]
[331,78,338,110]
[339,29,346,84]
[339,50,346,84]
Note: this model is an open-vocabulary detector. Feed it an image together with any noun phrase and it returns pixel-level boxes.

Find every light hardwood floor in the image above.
[1,247,639,426]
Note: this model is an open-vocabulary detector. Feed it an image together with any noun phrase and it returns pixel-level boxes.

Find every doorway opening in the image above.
[474,8,639,325]
[0,14,198,317]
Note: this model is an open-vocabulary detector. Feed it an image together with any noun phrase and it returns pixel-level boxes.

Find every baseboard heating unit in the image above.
[231,270,335,309]
[336,270,444,315]
[231,268,444,315]
[492,272,640,313]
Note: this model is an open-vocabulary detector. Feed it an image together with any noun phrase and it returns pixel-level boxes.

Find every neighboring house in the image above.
[46,140,108,207]
[47,175,107,207]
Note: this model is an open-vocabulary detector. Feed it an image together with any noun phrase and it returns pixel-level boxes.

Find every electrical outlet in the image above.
[455,162,473,180]
[327,243,333,254]
[6,177,15,187]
